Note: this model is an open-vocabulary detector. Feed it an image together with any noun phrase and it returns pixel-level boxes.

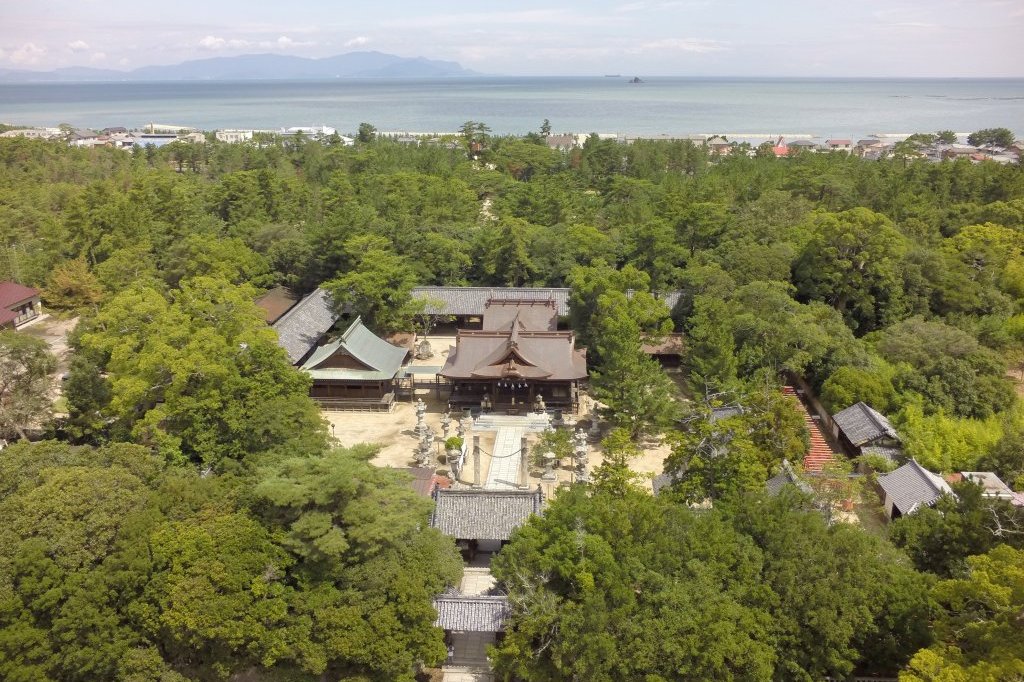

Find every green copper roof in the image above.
[301,316,406,381]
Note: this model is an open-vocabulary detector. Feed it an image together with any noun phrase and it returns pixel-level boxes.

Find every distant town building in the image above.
[788,139,820,151]
[0,127,61,140]
[279,125,336,138]
[215,129,254,143]
[825,139,852,151]
[144,123,194,133]
[132,133,183,148]
[545,134,576,151]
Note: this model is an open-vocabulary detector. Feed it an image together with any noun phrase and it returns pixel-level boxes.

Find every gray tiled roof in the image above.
[766,459,813,496]
[434,595,510,632]
[412,287,571,317]
[710,405,744,422]
[271,288,337,364]
[652,472,676,495]
[431,488,543,541]
[861,445,904,464]
[878,459,954,516]
[301,316,407,381]
[833,402,898,447]
[770,456,815,493]
[411,286,682,319]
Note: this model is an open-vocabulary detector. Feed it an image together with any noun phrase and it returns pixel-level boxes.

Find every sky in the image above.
[1,0,1023,77]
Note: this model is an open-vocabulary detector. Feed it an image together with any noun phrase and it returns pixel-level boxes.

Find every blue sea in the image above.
[1,77,1022,140]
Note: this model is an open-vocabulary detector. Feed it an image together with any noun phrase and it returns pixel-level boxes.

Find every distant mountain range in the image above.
[0,51,479,82]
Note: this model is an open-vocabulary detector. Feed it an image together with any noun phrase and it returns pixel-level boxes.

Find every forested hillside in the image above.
[1,130,1024,680]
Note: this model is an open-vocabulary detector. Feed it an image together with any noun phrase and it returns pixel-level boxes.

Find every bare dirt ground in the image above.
[21,314,78,410]
[1007,369,1024,397]
[323,334,463,470]
[321,335,672,494]
[22,314,77,372]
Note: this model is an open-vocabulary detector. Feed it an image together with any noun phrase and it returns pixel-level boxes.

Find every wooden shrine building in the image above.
[439,298,587,413]
[300,316,408,411]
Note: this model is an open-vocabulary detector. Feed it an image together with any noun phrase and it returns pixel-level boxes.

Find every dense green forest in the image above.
[1,131,1024,680]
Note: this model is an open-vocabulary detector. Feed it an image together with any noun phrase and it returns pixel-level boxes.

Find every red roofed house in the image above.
[0,281,42,329]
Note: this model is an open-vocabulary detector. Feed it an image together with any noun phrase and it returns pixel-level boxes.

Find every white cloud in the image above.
[617,1,708,13]
[269,35,315,49]
[196,34,314,52]
[634,38,728,53]
[344,36,370,48]
[89,52,107,63]
[6,43,47,65]
[198,35,226,50]
[68,40,90,52]
[387,9,616,30]
[197,35,252,50]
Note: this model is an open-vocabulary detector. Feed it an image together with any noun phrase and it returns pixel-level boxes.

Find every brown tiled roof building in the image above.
[440,299,587,412]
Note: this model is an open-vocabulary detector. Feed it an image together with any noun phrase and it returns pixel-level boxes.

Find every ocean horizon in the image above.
[1,76,1022,141]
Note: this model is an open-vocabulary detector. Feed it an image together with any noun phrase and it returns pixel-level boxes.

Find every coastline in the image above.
[2,76,1022,139]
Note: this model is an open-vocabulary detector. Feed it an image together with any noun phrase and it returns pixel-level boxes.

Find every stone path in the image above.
[442,414,556,681]
[460,567,497,596]
[485,426,524,490]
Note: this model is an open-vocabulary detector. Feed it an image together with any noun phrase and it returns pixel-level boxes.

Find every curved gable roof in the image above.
[301,316,407,380]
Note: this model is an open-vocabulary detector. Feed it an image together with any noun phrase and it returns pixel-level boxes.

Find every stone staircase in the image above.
[472,413,551,433]
[442,664,494,681]
[783,385,838,472]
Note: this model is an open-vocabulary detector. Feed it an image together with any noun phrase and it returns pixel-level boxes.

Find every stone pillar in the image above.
[519,436,530,489]
[473,435,481,488]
